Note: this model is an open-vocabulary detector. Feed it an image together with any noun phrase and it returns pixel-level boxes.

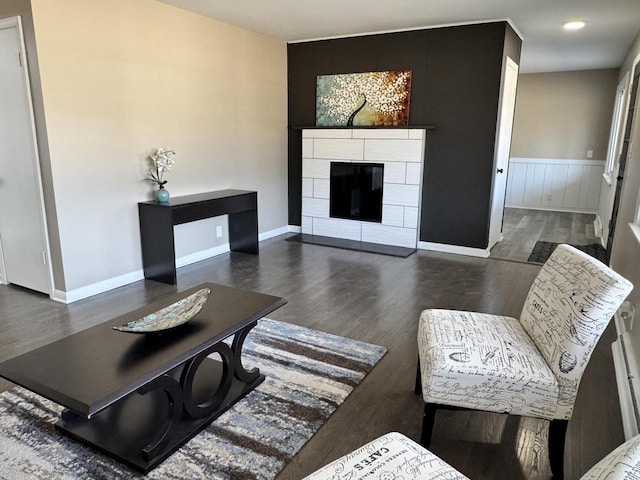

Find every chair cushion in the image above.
[302,432,469,479]
[580,434,640,479]
[519,244,633,419]
[418,309,559,419]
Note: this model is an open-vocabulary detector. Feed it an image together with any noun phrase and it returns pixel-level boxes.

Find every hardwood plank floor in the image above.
[490,208,600,262]
[0,235,624,479]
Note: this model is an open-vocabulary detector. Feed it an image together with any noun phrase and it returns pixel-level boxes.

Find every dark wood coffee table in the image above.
[0,283,286,473]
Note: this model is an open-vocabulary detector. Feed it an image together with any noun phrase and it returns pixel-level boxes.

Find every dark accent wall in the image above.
[288,22,521,249]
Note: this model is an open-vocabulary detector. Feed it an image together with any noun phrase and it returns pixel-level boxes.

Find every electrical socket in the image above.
[216,226,223,238]
[587,150,593,158]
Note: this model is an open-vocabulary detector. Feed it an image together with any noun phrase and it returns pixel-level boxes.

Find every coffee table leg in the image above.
[232,320,261,383]
[180,342,234,418]
[137,374,183,461]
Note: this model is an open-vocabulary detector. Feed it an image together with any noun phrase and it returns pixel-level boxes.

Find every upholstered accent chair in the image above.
[303,431,640,479]
[416,244,632,479]
[580,434,640,479]
[303,432,470,480]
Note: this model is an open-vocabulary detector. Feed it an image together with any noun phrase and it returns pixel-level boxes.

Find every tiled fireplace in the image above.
[301,129,425,248]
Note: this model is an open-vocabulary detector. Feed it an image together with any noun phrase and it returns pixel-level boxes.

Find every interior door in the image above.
[0,18,52,294]
[488,57,519,249]
[607,69,639,260]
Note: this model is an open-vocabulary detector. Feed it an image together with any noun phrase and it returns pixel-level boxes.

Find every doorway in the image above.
[0,16,52,295]
[607,67,639,259]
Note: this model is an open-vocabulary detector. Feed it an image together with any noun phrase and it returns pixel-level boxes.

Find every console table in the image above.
[138,190,259,284]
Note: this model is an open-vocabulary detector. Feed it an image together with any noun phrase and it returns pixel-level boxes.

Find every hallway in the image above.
[489,207,601,262]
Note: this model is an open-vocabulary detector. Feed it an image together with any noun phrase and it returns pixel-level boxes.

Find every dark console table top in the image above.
[138,189,256,207]
[0,283,286,417]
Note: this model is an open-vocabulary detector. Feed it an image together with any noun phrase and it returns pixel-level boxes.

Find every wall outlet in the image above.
[587,149,593,158]
[216,225,223,238]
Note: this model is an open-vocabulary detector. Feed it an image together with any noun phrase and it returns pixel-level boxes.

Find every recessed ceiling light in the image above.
[564,21,586,31]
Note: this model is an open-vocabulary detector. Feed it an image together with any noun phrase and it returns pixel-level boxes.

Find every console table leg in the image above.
[229,209,259,254]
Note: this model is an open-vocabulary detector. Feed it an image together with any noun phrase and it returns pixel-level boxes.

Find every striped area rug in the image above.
[0,319,387,479]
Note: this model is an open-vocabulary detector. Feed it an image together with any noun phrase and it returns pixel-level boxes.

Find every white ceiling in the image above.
[159,0,640,74]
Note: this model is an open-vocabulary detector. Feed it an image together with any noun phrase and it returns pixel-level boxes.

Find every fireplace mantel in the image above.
[291,125,436,130]
[301,128,426,249]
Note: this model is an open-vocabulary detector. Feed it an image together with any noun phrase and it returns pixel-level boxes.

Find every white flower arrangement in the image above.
[146,148,175,187]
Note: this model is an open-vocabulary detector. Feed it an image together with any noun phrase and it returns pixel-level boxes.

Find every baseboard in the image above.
[52,270,145,304]
[260,225,300,240]
[175,244,230,268]
[504,205,597,215]
[612,331,640,440]
[418,241,490,258]
[594,214,603,238]
[53,225,294,304]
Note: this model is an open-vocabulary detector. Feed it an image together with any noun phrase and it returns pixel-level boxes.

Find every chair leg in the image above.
[414,361,422,395]
[421,403,437,448]
[549,419,568,480]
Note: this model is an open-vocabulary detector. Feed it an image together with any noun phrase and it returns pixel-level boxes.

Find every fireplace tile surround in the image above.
[301,129,426,248]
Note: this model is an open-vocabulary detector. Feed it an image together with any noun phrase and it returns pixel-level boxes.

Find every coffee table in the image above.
[0,283,286,473]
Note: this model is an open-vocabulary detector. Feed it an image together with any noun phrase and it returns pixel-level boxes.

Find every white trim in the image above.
[259,225,298,241]
[613,331,640,440]
[287,225,302,234]
[605,73,630,177]
[0,233,7,285]
[175,244,230,269]
[0,16,20,29]
[594,215,603,240]
[52,270,145,304]
[418,241,490,258]
[507,205,600,215]
[50,225,294,304]
[288,18,522,44]
[510,157,605,166]
[629,223,640,248]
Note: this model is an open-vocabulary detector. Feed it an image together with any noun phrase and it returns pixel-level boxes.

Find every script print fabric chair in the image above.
[304,431,640,480]
[303,432,470,480]
[417,244,633,479]
[580,433,640,479]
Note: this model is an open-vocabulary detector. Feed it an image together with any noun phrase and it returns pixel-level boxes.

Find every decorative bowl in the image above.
[112,287,210,333]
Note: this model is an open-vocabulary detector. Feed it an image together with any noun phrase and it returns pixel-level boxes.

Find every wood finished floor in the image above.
[490,208,600,262]
[0,235,624,479]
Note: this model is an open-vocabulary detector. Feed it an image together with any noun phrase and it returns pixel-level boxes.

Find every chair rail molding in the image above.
[506,157,604,213]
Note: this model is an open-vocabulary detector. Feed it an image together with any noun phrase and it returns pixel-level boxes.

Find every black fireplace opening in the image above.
[330,162,384,222]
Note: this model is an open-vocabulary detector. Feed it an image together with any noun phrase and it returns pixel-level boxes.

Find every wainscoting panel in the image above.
[506,157,604,213]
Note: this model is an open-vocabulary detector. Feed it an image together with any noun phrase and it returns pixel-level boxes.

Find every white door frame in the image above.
[488,56,519,249]
[0,15,54,295]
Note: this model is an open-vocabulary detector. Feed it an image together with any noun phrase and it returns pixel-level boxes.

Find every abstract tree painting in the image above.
[316,70,412,127]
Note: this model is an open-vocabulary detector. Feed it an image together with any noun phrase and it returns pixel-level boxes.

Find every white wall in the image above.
[30,0,288,296]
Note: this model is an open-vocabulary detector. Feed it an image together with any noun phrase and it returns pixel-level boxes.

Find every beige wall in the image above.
[30,0,288,293]
[511,69,619,160]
